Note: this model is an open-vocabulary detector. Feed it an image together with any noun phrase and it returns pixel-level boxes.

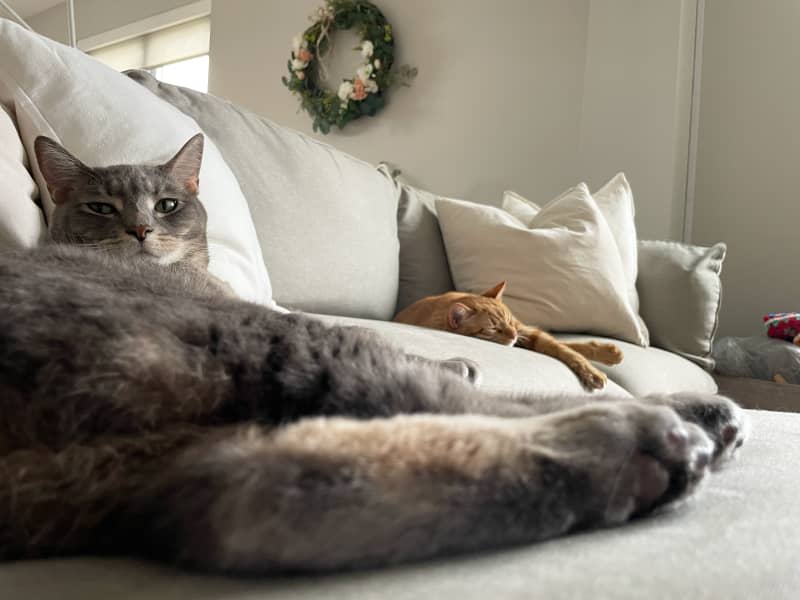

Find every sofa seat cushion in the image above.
[312,315,716,397]
[1,410,796,599]
[312,314,631,398]
[555,334,718,396]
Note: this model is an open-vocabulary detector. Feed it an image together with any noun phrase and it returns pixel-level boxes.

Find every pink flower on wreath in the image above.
[296,71,306,80]
[297,48,313,63]
[351,78,367,100]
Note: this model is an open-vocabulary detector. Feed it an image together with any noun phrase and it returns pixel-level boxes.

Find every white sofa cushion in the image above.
[0,104,44,251]
[0,20,273,306]
[437,186,649,345]
[127,70,400,320]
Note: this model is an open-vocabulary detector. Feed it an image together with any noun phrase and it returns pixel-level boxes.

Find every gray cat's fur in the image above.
[0,136,748,572]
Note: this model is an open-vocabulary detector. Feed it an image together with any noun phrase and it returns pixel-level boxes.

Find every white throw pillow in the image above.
[503,173,642,314]
[0,19,274,306]
[501,189,540,224]
[592,173,639,311]
[0,104,45,251]
[436,186,649,345]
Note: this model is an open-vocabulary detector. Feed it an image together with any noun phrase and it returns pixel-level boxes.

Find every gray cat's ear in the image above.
[163,133,204,194]
[447,303,474,330]
[34,136,95,205]
[482,281,506,300]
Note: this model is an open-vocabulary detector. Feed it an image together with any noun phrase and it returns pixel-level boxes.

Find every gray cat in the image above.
[0,135,748,572]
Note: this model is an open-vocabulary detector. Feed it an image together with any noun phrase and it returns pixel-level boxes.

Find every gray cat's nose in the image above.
[127,225,153,242]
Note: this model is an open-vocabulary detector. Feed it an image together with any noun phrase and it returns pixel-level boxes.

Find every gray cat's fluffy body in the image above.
[0,137,748,573]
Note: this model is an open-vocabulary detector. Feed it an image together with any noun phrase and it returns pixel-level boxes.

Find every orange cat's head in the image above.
[447,282,519,346]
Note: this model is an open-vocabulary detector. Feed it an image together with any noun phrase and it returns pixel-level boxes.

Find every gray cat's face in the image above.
[34,134,210,269]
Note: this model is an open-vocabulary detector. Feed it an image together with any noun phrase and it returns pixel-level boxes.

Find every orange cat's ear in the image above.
[482,281,506,300]
[447,303,474,330]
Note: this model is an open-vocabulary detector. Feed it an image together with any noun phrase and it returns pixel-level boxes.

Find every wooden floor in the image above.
[715,375,800,412]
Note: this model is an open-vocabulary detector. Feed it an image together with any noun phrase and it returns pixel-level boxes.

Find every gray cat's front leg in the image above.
[134,401,713,573]
[508,392,748,469]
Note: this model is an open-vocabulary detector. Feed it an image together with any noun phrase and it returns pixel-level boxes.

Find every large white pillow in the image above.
[436,186,649,345]
[0,19,273,306]
[0,104,45,251]
[503,173,641,314]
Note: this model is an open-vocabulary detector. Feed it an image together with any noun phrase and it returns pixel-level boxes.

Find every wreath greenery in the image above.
[281,0,416,134]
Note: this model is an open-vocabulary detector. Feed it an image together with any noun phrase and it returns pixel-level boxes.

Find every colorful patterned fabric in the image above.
[763,312,800,342]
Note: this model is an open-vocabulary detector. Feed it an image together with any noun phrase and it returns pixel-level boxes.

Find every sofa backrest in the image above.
[129,71,400,320]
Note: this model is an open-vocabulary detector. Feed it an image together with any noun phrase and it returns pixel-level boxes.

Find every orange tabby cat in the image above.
[394,281,623,390]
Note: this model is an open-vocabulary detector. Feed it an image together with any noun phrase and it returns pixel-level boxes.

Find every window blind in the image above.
[89,16,210,72]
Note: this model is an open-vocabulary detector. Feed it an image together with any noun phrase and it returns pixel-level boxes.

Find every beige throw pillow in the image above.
[436,185,649,345]
[503,173,641,314]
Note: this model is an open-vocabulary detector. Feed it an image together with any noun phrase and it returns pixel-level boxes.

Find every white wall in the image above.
[692,0,800,336]
[209,0,696,237]
[27,0,696,238]
[578,0,697,240]
[210,0,591,205]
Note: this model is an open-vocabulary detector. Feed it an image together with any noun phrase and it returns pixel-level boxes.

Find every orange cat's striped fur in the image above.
[394,282,624,390]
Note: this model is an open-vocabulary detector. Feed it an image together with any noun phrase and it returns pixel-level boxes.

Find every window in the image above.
[149,54,209,93]
[87,16,210,92]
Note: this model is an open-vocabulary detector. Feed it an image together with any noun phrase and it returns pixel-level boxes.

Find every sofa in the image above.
[1,22,799,600]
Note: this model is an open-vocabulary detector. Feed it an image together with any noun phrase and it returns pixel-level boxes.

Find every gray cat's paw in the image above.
[643,393,749,468]
[544,402,714,526]
[439,358,482,386]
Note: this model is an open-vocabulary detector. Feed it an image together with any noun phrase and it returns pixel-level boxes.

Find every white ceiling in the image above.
[3,0,63,18]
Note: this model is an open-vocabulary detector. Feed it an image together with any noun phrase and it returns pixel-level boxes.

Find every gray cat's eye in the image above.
[155,198,179,213]
[86,202,116,215]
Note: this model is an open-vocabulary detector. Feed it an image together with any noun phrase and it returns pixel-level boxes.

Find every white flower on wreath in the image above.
[292,58,309,71]
[373,58,381,70]
[312,5,334,23]
[356,64,373,82]
[360,40,374,58]
[292,33,308,54]
[362,77,378,93]
[338,81,354,102]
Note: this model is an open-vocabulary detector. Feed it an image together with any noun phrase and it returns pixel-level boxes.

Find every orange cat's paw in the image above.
[574,362,608,391]
[596,343,624,366]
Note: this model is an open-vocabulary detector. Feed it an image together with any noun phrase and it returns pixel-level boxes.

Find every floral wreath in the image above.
[282,0,416,134]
